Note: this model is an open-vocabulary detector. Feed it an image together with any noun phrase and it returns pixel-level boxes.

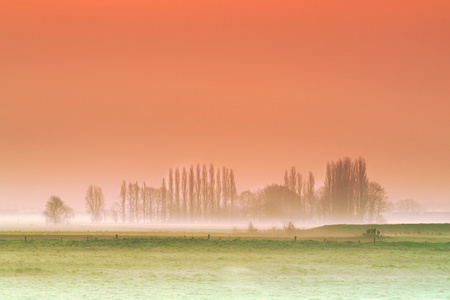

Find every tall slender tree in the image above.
[288,167,297,192]
[215,168,221,220]
[296,172,303,215]
[229,169,237,219]
[175,167,180,222]
[195,164,201,221]
[188,165,195,221]
[201,164,208,221]
[127,182,134,223]
[354,157,368,222]
[305,172,315,218]
[168,168,173,221]
[161,178,167,222]
[119,180,127,223]
[222,167,229,219]
[182,167,188,221]
[141,182,147,223]
[209,164,215,221]
[133,182,140,222]
[284,170,289,188]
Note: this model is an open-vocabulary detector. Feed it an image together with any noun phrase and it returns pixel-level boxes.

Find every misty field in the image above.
[0,224,449,299]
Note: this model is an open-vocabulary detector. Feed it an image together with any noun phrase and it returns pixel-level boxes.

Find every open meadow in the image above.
[0,224,449,299]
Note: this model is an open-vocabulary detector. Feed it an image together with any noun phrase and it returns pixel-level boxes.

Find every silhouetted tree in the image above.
[43,196,74,225]
[367,181,388,223]
[119,180,127,223]
[229,169,237,219]
[288,167,297,192]
[195,164,201,220]
[127,182,135,223]
[85,185,105,223]
[354,158,369,222]
[201,164,208,221]
[168,168,173,221]
[188,165,195,221]
[161,178,167,222]
[296,172,303,215]
[260,185,299,219]
[141,182,148,223]
[209,164,215,220]
[222,167,229,219]
[284,170,289,188]
[175,167,180,221]
[182,167,188,221]
[304,172,315,218]
[215,168,221,220]
[133,182,140,222]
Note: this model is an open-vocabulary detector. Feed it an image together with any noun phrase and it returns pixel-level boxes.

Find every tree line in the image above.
[112,164,237,223]
[43,157,390,224]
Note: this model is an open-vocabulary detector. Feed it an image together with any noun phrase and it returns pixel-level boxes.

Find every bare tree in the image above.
[296,172,303,215]
[161,178,167,222]
[229,169,237,219]
[209,164,215,220]
[201,164,208,221]
[367,181,388,223]
[141,182,148,223]
[133,182,140,222]
[284,170,289,188]
[354,157,368,222]
[189,165,195,221]
[182,167,188,221]
[195,164,201,220]
[304,172,315,218]
[85,185,105,223]
[222,167,229,219]
[119,180,127,223]
[288,167,297,192]
[127,182,135,223]
[215,168,221,220]
[168,168,173,221]
[175,167,180,221]
[43,196,74,225]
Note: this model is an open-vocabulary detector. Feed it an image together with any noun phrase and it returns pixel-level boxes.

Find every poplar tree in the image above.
[182,167,188,221]
[229,169,237,219]
[175,167,180,222]
[161,178,167,222]
[188,165,195,221]
[202,164,208,220]
[215,168,221,220]
[209,164,215,220]
[119,180,127,223]
[168,168,173,221]
[195,164,201,220]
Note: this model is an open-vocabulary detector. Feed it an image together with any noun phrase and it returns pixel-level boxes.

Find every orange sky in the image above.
[1,0,449,211]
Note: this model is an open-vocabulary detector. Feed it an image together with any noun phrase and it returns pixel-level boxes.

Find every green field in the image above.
[0,224,449,299]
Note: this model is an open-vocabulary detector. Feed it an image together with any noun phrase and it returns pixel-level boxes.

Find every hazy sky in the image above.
[1,0,449,211]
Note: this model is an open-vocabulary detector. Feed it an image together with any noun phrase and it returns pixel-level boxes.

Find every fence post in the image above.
[294,236,297,241]
[24,236,27,243]
[208,234,210,240]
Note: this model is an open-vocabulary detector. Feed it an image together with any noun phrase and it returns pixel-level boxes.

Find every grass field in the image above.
[0,224,449,299]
